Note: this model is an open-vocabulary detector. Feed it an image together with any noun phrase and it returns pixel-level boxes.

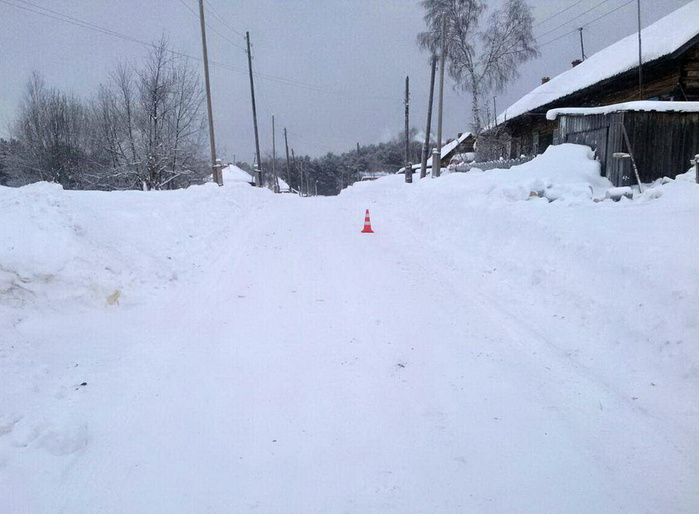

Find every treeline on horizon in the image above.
[0,39,424,196]
[248,130,424,196]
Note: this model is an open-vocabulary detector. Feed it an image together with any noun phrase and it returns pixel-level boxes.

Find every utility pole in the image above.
[291,148,300,196]
[246,31,263,187]
[404,75,412,183]
[637,0,643,99]
[198,0,221,185]
[433,13,447,178]
[493,96,497,125]
[284,127,291,193]
[305,164,311,197]
[272,115,279,193]
[578,28,586,61]
[420,55,437,179]
[301,161,307,197]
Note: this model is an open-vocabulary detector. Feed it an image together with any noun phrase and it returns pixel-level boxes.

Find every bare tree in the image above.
[418,0,538,135]
[92,40,208,190]
[7,40,207,191]
[12,71,92,188]
[160,57,206,189]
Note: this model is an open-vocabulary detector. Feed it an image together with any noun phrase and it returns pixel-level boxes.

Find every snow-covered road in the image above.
[1,147,697,513]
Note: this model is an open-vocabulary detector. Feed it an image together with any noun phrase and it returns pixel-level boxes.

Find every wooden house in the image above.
[440,132,475,167]
[398,132,475,174]
[484,0,699,182]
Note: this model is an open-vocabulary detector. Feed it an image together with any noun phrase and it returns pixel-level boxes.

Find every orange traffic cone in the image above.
[361,209,374,233]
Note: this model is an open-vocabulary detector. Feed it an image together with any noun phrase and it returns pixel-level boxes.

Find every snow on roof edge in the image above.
[547,100,699,119]
[440,132,473,159]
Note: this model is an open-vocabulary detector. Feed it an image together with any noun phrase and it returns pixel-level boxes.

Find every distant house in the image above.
[483,0,699,173]
[439,132,475,167]
[398,132,475,174]
[220,165,255,185]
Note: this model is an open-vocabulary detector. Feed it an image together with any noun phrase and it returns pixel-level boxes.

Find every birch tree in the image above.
[417,0,538,134]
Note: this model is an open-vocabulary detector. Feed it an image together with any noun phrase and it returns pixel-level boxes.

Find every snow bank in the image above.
[0,180,264,310]
[345,143,611,203]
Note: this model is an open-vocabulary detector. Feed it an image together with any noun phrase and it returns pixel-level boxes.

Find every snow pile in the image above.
[0,180,262,310]
[468,143,611,202]
[347,143,611,203]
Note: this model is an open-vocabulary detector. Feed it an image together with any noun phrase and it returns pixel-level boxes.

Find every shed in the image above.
[548,101,699,185]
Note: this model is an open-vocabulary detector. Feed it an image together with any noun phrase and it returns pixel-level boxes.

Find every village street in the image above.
[1,162,697,512]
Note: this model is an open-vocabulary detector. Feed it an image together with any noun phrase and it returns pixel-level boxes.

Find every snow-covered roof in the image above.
[441,132,473,159]
[498,0,699,124]
[547,100,699,120]
[221,165,254,184]
[277,176,292,192]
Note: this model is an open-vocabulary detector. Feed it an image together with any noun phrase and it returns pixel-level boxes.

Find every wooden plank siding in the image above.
[624,112,699,181]
[553,111,699,186]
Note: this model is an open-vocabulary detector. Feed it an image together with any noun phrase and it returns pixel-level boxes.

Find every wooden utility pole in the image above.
[404,75,412,183]
[301,160,307,197]
[434,13,447,178]
[246,31,263,187]
[291,148,300,196]
[578,28,586,61]
[420,55,437,179]
[272,115,279,192]
[198,0,221,185]
[284,127,291,192]
[637,0,643,99]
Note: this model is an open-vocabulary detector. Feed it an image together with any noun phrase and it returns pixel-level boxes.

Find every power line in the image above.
[0,0,397,102]
[534,0,588,28]
[178,0,246,51]
[536,0,612,40]
[204,0,246,38]
[580,0,636,29]
[539,0,635,48]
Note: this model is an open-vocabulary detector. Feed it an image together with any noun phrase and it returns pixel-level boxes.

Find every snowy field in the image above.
[1,144,697,513]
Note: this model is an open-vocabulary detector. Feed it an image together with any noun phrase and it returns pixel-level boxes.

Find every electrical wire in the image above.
[535,0,614,40]
[538,0,635,48]
[177,0,246,51]
[204,0,246,38]
[0,0,393,102]
[534,0,588,28]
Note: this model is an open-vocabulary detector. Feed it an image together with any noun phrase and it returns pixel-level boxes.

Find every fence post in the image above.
[695,154,698,184]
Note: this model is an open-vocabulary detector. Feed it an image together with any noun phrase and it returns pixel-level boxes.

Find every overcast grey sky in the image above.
[0,0,691,161]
